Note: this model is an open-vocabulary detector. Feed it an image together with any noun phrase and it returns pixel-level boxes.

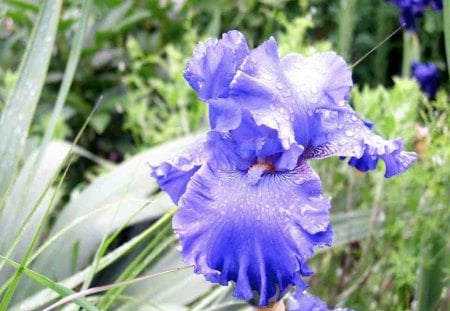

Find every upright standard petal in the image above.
[230,39,352,149]
[184,30,249,101]
[173,161,332,306]
[150,140,207,204]
[184,30,249,131]
[230,37,297,149]
[307,106,417,178]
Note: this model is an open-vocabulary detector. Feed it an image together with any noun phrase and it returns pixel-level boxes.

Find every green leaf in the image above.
[28,135,198,289]
[0,256,98,311]
[444,0,450,82]
[10,210,176,311]
[0,0,63,203]
[0,141,71,284]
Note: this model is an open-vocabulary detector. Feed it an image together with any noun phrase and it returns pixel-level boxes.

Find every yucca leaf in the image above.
[28,135,198,286]
[0,142,71,284]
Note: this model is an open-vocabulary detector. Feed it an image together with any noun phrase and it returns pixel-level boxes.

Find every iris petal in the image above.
[173,161,332,306]
[184,30,249,101]
[308,106,417,177]
[150,140,207,204]
[230,40,353,150]
[184,30,249,131]
[288,291,328,311]
[281,52,353,109]
[230,37,297,149]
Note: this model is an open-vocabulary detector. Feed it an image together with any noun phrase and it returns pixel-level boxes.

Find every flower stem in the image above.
[256,300,285,311]
[444,0,450,83]
[402,32,421,77]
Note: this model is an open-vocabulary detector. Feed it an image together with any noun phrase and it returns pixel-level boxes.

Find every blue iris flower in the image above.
[150,31,416,307]
[387,0,443,31]
[411,61,440,99]
[288,290,353,311]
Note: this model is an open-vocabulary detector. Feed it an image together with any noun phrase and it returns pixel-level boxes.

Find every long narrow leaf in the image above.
[10,210,177,311]
[0,142,71,284]
[0,0,63,202]
[28,135,198,286]
[0,256,97,311]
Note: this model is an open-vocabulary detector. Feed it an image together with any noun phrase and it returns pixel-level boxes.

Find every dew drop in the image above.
[345,130,354,137]
[279,107,285,113]
[311,97,318,104]
[311,86,319,94]
[276,82,283,90]
[351,115,358,121]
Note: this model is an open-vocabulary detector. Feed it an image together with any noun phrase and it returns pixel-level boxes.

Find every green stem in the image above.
[402,32,410,77]
[402,32,421,77]
[444,0,450,84]
[337,0,357,61]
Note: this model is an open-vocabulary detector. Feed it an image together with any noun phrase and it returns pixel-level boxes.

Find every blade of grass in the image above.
[0,96,102,310]
[122,247,211,309]
[444,0,450,83]
[98,224,175,309]
[0,256,97,311]
[0,0,90,284]
[41,0,92,148]
[0,142,70,283]
[0,0,63,204]
[337,0,357,60]
[31,135,198,281]
[44,265,191,311]
[80,197,153,291]
[9,210,177,311]
[0,0,92,280]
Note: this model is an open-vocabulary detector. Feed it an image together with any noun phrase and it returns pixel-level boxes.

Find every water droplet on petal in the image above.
[276,82,283,90]
[345,130,354,137]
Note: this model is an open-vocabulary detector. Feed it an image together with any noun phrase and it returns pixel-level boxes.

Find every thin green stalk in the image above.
[0,0,62,209]
[337,0,357,61]
[44,265,191,311]
[444,0,450,83]
[41,0,92,147]
[80,198,152,291]
[0,256,97,311]
[0,98,101,310]
[0,0,92,276]
[402,32,421,76]
[9,210,177,311]
[98,225,176,309]
[402,32,412,76]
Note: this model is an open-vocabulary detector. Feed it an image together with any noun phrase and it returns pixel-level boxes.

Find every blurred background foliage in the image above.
[0,0,448,310]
